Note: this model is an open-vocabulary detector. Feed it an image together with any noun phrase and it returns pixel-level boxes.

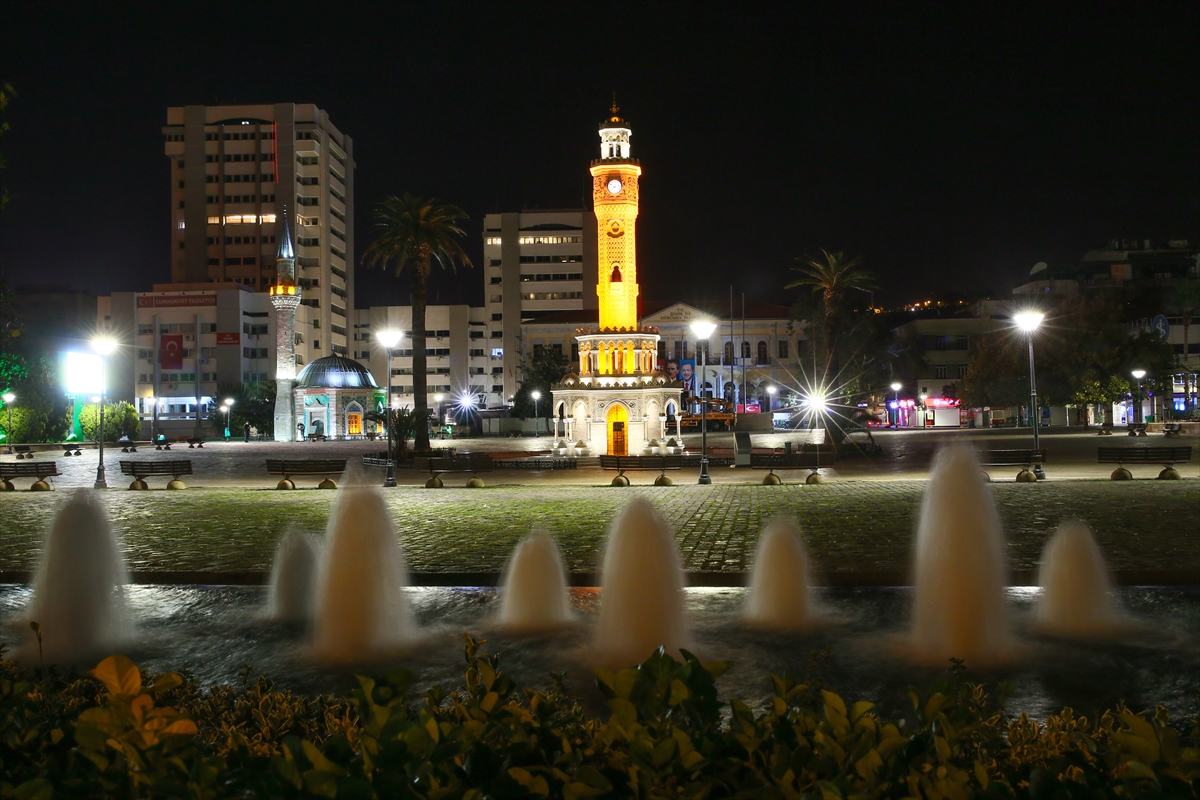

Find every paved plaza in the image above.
[1,426,1196,584]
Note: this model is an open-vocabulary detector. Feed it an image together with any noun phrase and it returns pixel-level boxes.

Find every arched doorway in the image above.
[606,403,629,456]
[345,401,364,437]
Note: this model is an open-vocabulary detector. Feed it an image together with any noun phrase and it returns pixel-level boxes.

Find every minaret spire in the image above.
[270,205,301,440]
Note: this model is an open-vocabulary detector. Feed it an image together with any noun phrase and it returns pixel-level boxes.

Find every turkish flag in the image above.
[160,334,183,370]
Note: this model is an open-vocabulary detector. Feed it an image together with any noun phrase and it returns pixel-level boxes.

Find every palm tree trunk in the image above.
[1184,314,1192,413]
[822,291,836,375]
[411,256,431,454]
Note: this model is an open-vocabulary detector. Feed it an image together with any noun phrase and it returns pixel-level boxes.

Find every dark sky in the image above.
[2,1,1197,310]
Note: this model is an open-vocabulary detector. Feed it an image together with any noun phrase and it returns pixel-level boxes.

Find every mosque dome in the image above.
[295,355,379,389]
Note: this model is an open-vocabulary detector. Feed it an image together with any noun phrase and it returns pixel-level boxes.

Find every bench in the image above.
[119,459,194,490]
[62,443,83,456]
[118,437,138,453]
[306,434,328,442]
[1126,423,1148,437]
[154,436,173,451]
[12,445,34,459]
[0,461,60,491]
[599,454,684,486]
[749,452,833,485]
[978,448,1046,482]
[187,437,205,448]
[413,454,494,488]
[266,458,348,489]
[1098,446,1191,480]
[1162,422,1183,438]
[1098,421,1114,436]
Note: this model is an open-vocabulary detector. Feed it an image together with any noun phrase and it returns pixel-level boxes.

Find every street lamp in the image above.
[690,320,718,485]
[222,398,235,441]
[1131,369,1146,425]
[1013,311,1046,478]
[890,381,902,428]
[766,384,776,411]
[376,329,404,487]
[90,337,118,489]
[531,390,541,435]
[1,392,13,453]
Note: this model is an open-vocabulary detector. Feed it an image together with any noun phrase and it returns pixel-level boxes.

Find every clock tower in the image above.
[590,103,643,331]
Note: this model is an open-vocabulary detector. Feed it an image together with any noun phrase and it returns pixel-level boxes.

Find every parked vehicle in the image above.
[680,397,736,431]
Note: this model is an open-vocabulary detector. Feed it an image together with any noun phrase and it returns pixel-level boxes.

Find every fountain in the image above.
[311,485,415,662]
[267,530,321,624]
[910,446,1012,665]
[745,517,814,629]
[21,489,130,664]
[593,497,690,666]
[497,528,573,632]
[1035,520,1122,635]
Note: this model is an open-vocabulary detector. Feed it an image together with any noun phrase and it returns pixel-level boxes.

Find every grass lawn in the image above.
[1,480,1196,577]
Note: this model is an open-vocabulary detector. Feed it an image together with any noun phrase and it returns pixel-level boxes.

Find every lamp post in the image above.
[890,381,902,428]
[1,392,13,454]
[376,329,403,487]
[531,390,541,435]
[1014,311,1046,478]
[91,337,117,489]
[691,320,717,485]
[1131,369,1146,426]
[222,398,235,441]
[767,384,776,411]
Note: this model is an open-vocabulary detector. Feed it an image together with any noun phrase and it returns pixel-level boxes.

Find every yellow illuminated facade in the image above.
[590,105,643,331]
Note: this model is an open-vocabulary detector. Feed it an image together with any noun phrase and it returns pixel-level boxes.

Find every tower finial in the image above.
[611,91,618,116]
[276,203,295,261]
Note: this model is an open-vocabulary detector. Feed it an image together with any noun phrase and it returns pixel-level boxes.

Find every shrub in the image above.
[0,639,1196,798]
[77,401,140,442]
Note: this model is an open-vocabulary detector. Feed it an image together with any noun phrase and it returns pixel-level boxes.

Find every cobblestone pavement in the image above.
[5,427,1197,488]
[0,480,1195,578]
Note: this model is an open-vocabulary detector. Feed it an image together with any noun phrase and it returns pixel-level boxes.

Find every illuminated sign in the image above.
[137,295,217,308]
[216,332,240,345]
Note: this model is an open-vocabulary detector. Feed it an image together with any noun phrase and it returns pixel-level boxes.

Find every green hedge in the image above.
[1,636,1196,798]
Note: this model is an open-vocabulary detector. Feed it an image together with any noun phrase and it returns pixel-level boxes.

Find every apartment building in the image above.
[483,210,598,404]
[163,103,355,359]
[98,282,308,437]
[351,305,491,414]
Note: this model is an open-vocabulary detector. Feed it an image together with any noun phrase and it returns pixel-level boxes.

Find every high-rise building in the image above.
[482,210,597,405]
[163,103,355,360]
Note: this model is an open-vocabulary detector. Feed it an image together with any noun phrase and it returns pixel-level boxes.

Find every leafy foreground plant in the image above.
[0,637,1196,798]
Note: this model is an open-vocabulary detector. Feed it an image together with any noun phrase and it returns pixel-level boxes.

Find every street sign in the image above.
[1151,314,1170,340]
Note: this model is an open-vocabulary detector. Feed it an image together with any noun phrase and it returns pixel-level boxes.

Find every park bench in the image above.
[62,444,83,456]
[413,453,494,488]
[266,458,347,489]
[306,433,328,442]
[154,436,173,451]
[1098,421,1114,436]
[1098,446,1191,481]
[599,454,684,486]
[118,437,138,453]
[1126,423,1148,437]
[12,445,34,459]
[749,451,834,485]
[187,437,205,448]
[1162,422,1182,438]
[0,461,60,491]
[978,448,1046,482]
[119,459,194,490]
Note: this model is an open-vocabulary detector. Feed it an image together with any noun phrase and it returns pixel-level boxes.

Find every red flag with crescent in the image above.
[160,334,183,369]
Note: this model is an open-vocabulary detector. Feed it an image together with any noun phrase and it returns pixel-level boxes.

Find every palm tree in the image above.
[362,194,472,453]
[785,250,876,365]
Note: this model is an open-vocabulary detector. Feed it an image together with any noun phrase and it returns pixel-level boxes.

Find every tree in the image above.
[512,346,571,420]
[361,194,472,453]
[958,333,1028,411]
[366,405,418,461]
[216,380,276,438]
[785,250,876,369]
[79,402,139,442]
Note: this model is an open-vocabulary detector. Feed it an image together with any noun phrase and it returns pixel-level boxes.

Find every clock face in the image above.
[607,178,623,194]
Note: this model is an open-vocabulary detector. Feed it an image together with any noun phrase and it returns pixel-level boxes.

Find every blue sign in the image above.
[1151,314,1170,340]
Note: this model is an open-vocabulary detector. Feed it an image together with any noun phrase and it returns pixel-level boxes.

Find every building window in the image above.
[485,237,502,245]
[491,313,502,321]
[935,366,948,379]
[778,340,789,359]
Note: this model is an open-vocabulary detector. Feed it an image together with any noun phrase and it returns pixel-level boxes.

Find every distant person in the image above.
[243,420,251,443]
[297,421,306,441]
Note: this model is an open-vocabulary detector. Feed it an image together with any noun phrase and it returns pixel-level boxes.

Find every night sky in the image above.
[2,2,1197,311]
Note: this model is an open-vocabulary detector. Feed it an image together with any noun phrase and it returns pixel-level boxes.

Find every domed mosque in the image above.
[271,214,383,441]
[292,355,384,439]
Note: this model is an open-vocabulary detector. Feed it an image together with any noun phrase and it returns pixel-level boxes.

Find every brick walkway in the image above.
[0,480,1195,579]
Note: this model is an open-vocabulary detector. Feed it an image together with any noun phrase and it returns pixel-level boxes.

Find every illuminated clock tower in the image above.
[590,104,643,330]
[551,105,683,463]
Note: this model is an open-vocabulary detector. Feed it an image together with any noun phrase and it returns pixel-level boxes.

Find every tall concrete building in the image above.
[163,103,355,360]
[482,210,598,405]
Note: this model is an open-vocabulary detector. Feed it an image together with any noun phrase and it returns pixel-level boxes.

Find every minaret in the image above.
[270,209,301,441]
[589,102,643,331]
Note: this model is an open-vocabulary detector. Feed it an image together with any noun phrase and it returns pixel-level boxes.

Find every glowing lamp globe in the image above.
[91,337,118,356]
[1131,370,1146,380]
[690,320,717,340]
[890,382,902,392]
[376,330,403,349]
[1013,312,1045,332]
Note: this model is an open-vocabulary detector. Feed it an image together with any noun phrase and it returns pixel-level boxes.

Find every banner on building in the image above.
[160,334,184,370]
[216,332,240,346]
[137,294,216,308]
